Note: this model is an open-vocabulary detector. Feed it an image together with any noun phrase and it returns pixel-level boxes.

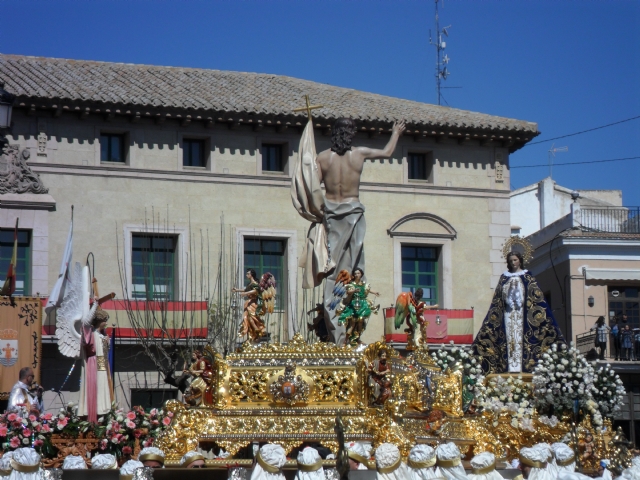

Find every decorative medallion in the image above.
[270,361,309,405]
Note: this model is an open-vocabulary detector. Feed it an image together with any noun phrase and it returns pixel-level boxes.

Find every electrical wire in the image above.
[523,115,640,147]
[511,155,640,169]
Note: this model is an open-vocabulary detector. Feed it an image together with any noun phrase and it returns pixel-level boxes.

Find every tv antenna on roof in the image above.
[548,144,568,178]
[429,0,452,106]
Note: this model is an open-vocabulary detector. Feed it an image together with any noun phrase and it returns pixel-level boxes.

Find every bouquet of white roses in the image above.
[591,364,625,419]
[532,343,600,422]
[431,343,484,401]
[477,375,535,431]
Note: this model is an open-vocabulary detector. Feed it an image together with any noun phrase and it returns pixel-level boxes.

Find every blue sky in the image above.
[2,0,639,204]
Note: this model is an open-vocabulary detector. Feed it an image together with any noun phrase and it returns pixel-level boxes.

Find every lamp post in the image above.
[0,81,16,150]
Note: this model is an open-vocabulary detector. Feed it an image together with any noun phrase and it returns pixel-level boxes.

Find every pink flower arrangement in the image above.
[126,411,136,421]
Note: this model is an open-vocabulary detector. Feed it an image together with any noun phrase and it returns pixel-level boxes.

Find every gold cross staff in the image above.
[293,95,323,121]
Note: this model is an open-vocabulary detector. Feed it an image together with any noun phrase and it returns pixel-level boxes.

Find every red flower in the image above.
[7,414,17,422]
[0,426,7,437]
[33,439,43,447]
[122,446,132,455]
[133,429,142,439]
[22,429,31,437]
[28,415,37,422]
[42,413,52,421]
[9,437,19,448]
[41,424,51,433]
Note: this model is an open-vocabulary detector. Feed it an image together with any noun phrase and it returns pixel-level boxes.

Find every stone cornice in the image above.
[30,162,511,199]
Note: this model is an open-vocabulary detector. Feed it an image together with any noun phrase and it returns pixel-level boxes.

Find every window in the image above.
[609,286,640,327]
[408,152,432,181]
[262,144,284,172]
[401,245,439,305]
[183,139,205,167]
[0,229,31,296]
[131,234,177,301]
[130,389,178,410]
[244,238,286,310]
[100,133,125,163]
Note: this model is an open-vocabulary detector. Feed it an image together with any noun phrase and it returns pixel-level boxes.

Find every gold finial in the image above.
[293,95,323,121]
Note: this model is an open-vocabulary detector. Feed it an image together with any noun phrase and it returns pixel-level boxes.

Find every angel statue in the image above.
[232,269,276,342]
[394,288,438,350]
[330,268,380,347]
[182,349,213,406]
[55,262,115,422]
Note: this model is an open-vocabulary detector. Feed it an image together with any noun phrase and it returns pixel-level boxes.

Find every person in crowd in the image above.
[591,317,611,360]
[518,447,553,480]
[119,460,144,480]
[407,444,441,480]
[621,324,634,361]
[467,452,503,480]
[634,329,640,361]
[91,454,118,469]
[552,443,575,476]
[251,444,286,480]
[138,447,165,468]
[7,367,43,415]
[62,456,87,469]
[375,443,410,480]
[347,442,371,470]
[295,446,325,480]
[611,317,621,361]
[179,451,206,469]
[8,448,42,480]
[436,442,468,480]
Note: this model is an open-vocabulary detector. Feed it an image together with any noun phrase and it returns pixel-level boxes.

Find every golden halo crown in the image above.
[502,235,533,265]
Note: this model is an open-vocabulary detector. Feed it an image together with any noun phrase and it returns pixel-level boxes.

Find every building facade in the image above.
[0,54,538,409]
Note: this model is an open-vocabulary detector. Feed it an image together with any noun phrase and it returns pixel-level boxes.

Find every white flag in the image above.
[45,217,73,314]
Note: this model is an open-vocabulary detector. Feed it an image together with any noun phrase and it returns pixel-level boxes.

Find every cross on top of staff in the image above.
[293,95,323,121]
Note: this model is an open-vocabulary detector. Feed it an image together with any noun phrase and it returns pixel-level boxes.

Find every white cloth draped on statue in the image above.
[375,443,410,480]
[251,444,287,480]
[467,452,503,480]
[436,443,468,480]
[519,447,553,480]
[291,119,334,289]
[502,270,526,372]
[294,447,325,480]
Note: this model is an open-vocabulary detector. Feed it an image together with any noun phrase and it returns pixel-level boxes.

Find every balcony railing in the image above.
[577,206,640,233]
[576,331,640,362]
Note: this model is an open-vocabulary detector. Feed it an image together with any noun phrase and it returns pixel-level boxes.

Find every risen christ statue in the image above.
[291,116,405,345]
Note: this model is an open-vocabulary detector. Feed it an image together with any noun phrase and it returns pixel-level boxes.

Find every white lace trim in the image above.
[502,269,528,277]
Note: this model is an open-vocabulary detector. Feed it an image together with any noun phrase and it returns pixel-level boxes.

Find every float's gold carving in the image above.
[305,370,355,403]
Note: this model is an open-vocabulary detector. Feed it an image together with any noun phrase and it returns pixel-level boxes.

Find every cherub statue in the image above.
[232,269,276,342]
[330,268,379,347]
[367,350,392,406]
[183,349,213,406]
[394,288,438,350]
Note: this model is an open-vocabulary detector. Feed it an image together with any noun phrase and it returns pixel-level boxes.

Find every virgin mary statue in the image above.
[472,249,565,374]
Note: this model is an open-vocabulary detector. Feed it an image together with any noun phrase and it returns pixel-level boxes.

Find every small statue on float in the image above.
[330,268,380,347]
[183,349,213,406]
[367,350,392,406]
[394,288,438,350]
[54,260,115,422]
[232,269,276,342]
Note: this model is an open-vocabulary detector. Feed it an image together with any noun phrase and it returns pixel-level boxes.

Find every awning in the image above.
[584,268,640,281]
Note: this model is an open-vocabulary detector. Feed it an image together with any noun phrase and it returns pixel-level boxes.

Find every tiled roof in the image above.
[562,229,640,240]
[0,54,538,137]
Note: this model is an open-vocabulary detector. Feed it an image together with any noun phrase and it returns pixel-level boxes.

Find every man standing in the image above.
[8,366,43,414]
[292,117,405,345]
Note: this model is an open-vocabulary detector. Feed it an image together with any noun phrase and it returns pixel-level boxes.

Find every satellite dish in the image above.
[442,27,449,37]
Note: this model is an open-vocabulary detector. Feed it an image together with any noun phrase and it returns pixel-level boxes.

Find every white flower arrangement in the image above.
[532,342,623,426]
[476,374,535,431]
[591,364,626,418]
[431,343,485,397]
